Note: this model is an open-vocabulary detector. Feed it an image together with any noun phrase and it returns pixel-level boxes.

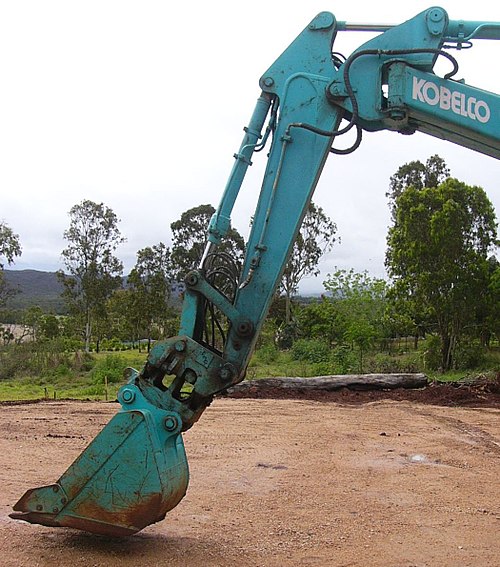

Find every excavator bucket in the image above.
[10,386,189,536]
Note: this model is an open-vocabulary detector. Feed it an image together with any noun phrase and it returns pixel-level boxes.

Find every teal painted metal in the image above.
[387,64,500,158]
[11,385,188,536]
[12,6,500,536]
[207,94,272,245]
[327,8,500,158]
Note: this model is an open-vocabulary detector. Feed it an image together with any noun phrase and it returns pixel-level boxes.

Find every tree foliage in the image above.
[59,200,125,352]
[387,154,450,217]
[170,204,245,281]
[127,242,174,348]
[0,222,22,269]
[281,202,337,323]
[323,268,387,371]
[386,178,497,370]
[0,221,22,308]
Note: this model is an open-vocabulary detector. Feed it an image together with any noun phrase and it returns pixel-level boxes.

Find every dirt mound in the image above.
[227,373,500,408]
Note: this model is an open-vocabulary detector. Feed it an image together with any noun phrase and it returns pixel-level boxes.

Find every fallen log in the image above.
[228,373,428,394]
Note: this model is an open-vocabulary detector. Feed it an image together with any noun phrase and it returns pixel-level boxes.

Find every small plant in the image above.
[331,344,357,374]
[90,354,127,384]
[254,343,279,365]
[291,338,330,364]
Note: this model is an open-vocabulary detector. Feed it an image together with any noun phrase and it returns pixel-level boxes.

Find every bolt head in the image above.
[121,388,135,404]
[175,340,186,352]
[185,272,199,287]
[164,416,178,431]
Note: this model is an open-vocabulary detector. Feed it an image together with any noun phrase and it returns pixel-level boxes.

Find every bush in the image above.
[453,343,486,370]
[0,339,91,380]
[420,335,442,371]
[254,343,279,364]
[72,350,95,372]
[100,337,127,351]
[331,344,357,374]
[90,354,127,384]
[368,352,421,373]
[291,339,330,364]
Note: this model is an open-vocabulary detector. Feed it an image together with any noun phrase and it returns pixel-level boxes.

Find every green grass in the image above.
[0,349,149,402]
[0,344,498,402]
[0,374,123,402]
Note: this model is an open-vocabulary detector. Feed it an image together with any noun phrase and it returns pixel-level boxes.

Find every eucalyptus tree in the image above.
[281,202,337,324]
[127,242,173,350]
[59,200,125,352]
[170,204,245,281]
[0,221,22,308]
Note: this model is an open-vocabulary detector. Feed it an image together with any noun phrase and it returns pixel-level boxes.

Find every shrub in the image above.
[291,339,330,364]
[255,343,279,364]
[420,335,441,371]
[453,343,486,370]
[331,344,357,374]
[90,354,127,384]
[0,339,91,380]
[369,352,421,373]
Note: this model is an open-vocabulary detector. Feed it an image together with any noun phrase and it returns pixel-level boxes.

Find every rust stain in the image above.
[66,492,164,536]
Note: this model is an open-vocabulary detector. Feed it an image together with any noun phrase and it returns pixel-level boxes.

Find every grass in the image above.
[0,350,147,402]
[0,343,497,402]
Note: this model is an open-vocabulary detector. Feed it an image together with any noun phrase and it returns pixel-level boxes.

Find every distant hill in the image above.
[3,269,67,313]
[2,269,320,315]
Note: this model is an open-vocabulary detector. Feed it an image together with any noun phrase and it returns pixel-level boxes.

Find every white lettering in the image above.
[412,77,426,102]
[467,97,477,120]
[459,93,468,118]
[451,91,462,115]
[423,81,439,105]
[411,77,490,124]
[440,86,451,110]
[475,100,490,123]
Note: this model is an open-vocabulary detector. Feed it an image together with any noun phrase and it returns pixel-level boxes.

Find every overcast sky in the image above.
[1,0,499,294]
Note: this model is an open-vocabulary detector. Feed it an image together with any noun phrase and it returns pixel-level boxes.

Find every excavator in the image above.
[11,6,500,536]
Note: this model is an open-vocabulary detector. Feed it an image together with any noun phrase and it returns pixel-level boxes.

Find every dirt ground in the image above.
[0,385,499,567]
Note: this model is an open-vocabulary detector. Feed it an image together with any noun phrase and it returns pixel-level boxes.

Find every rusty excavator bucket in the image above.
[10,385,188,536]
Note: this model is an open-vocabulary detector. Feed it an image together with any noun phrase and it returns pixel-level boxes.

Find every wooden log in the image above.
[228,373,428,394]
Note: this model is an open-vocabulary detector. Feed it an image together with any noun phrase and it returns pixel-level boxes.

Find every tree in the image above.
[170,204,245,281]
[23,306,44,341]
[127,242,173,350]
[386,179,497,371]
[59,200,125,352]
[106,289,137,342]
[0,221,22,308]
[387,154,450,217]
[323,268,387,371]
[0,222,22,268]
[486,260,500,342]
[297,296,342,345]
[281,202,337,324]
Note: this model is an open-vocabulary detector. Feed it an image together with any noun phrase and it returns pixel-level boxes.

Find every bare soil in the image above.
[1,385,499,567]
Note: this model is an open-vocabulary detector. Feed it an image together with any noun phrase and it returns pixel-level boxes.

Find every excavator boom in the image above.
[11,6,500,536]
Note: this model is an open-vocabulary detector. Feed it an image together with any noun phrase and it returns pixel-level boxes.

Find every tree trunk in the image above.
[228,373,428,394]
[84,312,92,353]
[285,292,292,325]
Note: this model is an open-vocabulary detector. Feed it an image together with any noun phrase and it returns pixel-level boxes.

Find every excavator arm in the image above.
[11,6,500,536]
